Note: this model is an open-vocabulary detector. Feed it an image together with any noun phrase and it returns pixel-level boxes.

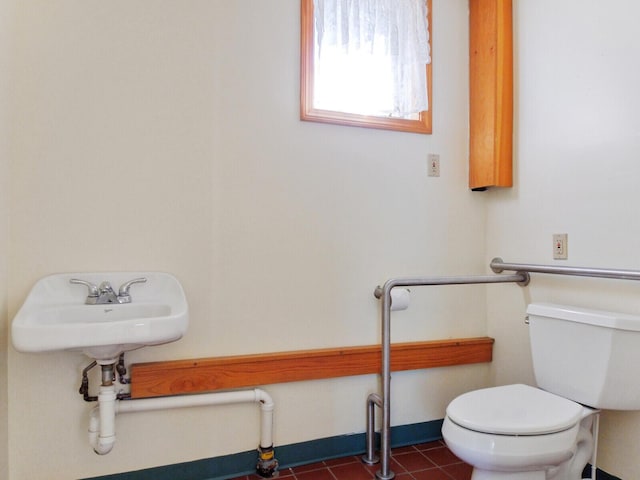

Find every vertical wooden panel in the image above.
[469,0,513,190]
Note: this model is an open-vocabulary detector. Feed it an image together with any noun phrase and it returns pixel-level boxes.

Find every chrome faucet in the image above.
[70,277,147,305]
[96,281,118,304]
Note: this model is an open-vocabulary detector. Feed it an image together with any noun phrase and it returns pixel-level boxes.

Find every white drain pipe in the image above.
[88,386,118,455]
[88,386,275,462]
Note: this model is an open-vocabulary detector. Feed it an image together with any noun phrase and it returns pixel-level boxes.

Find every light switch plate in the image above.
[428,154,440,177]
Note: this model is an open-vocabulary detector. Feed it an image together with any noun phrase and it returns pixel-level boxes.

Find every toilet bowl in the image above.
[443,303,640,480]
[442,384,597,480]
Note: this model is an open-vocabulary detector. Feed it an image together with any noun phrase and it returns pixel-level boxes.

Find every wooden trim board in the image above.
[130,337,494,399]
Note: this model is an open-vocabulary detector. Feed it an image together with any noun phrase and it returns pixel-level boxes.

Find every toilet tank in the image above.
[527,303,640,410]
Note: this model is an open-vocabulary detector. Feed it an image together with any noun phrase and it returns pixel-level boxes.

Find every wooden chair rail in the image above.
[130,337,494,399]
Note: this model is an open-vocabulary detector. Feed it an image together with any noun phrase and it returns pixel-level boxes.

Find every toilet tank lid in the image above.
[527,303,640,332]
[446,384,585,435]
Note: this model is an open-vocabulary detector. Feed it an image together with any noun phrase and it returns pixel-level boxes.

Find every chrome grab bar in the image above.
[490,257,640,281]
[369,258,640,480]
[371,272,527,480]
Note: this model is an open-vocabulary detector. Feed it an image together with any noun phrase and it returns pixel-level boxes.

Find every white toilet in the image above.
[442,303,640,480]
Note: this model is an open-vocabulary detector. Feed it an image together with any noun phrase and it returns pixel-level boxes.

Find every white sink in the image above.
[11,272,188,363]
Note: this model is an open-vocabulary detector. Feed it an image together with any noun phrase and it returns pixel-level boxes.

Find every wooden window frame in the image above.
[300,0,433,134]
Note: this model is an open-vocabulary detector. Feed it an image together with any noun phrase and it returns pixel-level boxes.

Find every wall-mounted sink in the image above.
[11,272,188,364]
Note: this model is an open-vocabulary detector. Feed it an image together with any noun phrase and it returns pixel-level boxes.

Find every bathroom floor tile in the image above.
[226,442,471,480]
[411,468,456,480]
[441,462,473,480]
[294,469,336,480]
[392,451,437,472]
[421,446,462,466]
[414,440,447,451]
[329,461,376,479]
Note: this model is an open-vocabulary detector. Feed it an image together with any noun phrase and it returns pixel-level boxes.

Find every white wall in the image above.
[486,1,640,478]
[6,1,488,479]
[0,0,12,477]
[8,1,640,479]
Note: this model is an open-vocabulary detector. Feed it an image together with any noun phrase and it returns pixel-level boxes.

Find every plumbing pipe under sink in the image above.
[88,386,276,473]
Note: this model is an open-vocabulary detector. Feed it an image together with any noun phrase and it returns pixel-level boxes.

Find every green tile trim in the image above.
[582,465,623,480]
[82,418,622,480]
[81,419,444,480]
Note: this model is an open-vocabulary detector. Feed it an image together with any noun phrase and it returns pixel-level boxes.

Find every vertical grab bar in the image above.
[371,272,528,480]
[362,393,382,465]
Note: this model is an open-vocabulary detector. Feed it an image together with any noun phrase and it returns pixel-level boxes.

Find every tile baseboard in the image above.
[82,419,444,480]
[82,418,623,480]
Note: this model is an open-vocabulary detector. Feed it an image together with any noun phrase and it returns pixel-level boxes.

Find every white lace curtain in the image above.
[314,0,431,116]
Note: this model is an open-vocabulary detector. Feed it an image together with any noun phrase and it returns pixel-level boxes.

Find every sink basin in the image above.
[11,272,188,363]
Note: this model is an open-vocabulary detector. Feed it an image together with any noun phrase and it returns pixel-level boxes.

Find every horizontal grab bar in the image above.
[374,273,530,298]
[490,257,640,281]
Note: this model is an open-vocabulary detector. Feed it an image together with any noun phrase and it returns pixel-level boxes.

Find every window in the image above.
[301,0,432,134]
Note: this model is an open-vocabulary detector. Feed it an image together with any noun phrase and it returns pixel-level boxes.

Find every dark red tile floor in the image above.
[230,440,472,480]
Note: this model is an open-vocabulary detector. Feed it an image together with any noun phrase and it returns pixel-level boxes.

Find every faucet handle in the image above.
[70,279,99,304]
[118,277,147,303]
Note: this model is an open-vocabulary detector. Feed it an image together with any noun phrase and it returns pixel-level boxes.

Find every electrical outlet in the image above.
[428,153,440,177]
[553,233,568,260]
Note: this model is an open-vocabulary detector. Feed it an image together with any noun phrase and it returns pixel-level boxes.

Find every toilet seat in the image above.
[446,384,584,435]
